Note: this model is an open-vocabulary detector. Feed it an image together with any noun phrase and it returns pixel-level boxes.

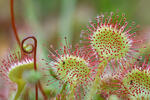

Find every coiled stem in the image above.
[21,36,38,100]
[10,0,47,99]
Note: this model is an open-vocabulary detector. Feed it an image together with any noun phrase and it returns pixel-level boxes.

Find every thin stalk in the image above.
[21,36,38,100]
[22,0,48,99]
[35,84,38,100]
[38,81,48,100]
[87,60,108,100]
[23,86,29,100]
[14,81,26,100]
[22,0,49,99]
[22,0,47,59]
[10,0,21,48]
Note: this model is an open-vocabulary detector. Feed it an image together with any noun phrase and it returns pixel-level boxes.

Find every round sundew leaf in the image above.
[80,12,142,66]
[56,55,90,86]
[91,27,130,60]
[122,69,150,98]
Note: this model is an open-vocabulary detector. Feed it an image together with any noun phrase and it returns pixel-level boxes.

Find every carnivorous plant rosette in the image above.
[82,12,144,100]
[43,39,99,99]
[0,50,34,100]
[99,55,150,99]
[80,12,142,64]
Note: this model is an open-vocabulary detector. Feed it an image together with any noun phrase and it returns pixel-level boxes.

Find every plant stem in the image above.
[38,81,48,100]
[86,60,107,100]
[10,0,21,48]
[22,0,49,99]
[69,85,75,100]
[14,81,26,100]
[23,86,29,100]
[34,38,38,100]
[21,36,38,100]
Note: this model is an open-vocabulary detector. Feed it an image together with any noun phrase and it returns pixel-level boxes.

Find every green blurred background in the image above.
[0,0,150,57]
[0,0,150,99]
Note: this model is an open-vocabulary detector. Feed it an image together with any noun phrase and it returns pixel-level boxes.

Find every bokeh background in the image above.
[0,0,150,99]
[1,0,150,57]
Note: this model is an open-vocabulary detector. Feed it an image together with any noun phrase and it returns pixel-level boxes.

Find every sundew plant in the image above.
[0,0,150,100]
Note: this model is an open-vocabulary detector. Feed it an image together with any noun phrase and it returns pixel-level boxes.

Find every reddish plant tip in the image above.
[10,0,21,48]
[80,12,142,62]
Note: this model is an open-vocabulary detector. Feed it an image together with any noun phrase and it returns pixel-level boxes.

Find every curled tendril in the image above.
[21,36,38,100]
[21,36,48,100]
[21,36,37,54]
[21,36,37,70]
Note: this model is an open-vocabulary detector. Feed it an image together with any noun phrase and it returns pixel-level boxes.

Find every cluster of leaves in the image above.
[0,11,150,100]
